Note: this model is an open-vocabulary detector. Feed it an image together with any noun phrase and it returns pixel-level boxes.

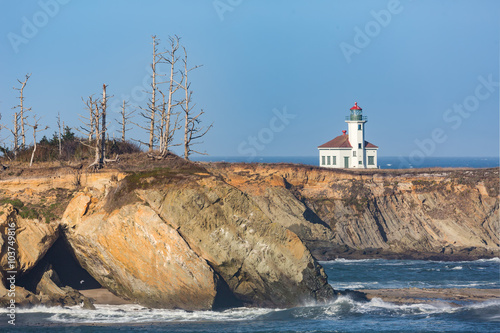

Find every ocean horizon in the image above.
[192,156,500,169]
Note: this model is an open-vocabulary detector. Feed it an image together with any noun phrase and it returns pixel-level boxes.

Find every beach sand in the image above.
[79,288,133,305]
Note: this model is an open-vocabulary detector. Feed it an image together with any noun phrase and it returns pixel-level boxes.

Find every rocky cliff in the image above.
[0,160,333,310]
[208,163,499,260]
[0,157,497,310]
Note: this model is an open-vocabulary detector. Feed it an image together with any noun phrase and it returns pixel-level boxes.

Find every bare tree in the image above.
[137,36,166,152]
[12,73,32,148]
[85,84,117,171]
[160,35,183,157]
[28,116,48,167]
[180,47,212,160]
[117,100,134,142]
[78,95,98,142]
[100,84,108,162]
[57,112,62,157]
[9,112,21,159]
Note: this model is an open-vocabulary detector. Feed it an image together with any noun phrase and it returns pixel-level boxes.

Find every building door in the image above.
[344,156,349,168]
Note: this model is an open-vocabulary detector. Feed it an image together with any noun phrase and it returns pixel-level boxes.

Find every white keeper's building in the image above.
[318,102,378,169]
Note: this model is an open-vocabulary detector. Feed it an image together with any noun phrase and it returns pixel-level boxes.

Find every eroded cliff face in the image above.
[0,164,333,310]
[209,164,499,260]
[0,159,497,310]
[61,191,222,310]
[135,175,332,307]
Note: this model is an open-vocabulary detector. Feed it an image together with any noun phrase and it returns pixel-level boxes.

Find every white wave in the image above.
[4,297,500,325]
[466,299,500,309]
[360,297,457,315]
[474,257,500,263]
[429,257,500,264]
[451,266,463,270]
[329,281,379,290]
[319,258,383,264]
[5,304,277,324]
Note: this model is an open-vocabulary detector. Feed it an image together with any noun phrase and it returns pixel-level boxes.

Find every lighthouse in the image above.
[318,102,378,168]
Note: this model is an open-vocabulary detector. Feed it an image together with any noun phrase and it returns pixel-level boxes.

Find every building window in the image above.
[353,151,356,157]
[358,143,362,149]
[358,124,362,130]
[359,161,362,165]
[368,156,374,165]
[321,156,325,165]
[327,156,331,165]
[332,156,336,165]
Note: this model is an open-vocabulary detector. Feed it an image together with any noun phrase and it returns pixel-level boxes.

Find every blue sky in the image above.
[1,0,499,160]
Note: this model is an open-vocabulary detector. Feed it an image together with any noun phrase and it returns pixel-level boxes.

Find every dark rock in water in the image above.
[335,289,370,302]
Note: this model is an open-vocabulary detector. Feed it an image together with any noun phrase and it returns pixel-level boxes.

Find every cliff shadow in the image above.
[212,274,243,310]
[18,235,101,292]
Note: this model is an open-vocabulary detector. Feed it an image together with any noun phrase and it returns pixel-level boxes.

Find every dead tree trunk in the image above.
[13,73,32,148]
[118,100,134,142]
[158,91,166,152]
[100,84,107,164]
[28,116,48,167]
[143,36,165,152]
[11,112,20,159]
[181,47,212,160]
[57,112,62,157]
[85,84,117,171]
[161,35,182,157]
[80,94,103,171]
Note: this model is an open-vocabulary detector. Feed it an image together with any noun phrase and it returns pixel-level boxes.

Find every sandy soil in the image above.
[79,288,133,305]
[356,288,500,305]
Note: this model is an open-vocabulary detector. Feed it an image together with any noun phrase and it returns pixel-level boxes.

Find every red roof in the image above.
[318,134,378,149]
[318,134,352,148]
[350,102,362,111]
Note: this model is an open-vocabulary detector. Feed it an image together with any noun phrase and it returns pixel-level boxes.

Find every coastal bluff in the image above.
[208,163,498,260]
[0,156,497,309]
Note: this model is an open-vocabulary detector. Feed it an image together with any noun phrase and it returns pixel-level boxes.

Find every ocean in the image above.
[1,258,499,333]
[191,156,500,169]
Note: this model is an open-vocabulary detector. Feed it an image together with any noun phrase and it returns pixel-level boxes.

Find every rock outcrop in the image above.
[0,205,94,308]
[0,204,59,274]
[209,164,499,260]
[62,192,221,310]
[137,176,332,307]
[57,169,333,309]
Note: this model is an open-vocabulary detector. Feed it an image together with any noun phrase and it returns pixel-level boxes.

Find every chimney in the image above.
[342,130,347,136]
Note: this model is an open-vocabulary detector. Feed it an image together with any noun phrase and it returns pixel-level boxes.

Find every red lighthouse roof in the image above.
[350,102,362,111]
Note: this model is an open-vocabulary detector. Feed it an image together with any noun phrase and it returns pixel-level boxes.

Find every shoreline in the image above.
[354,288,500,305]
[79,288,132,305]
[76,287,500,308]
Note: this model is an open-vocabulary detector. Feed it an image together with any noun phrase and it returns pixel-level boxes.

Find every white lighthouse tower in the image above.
[318,102,378,168]
[346,102,367,168]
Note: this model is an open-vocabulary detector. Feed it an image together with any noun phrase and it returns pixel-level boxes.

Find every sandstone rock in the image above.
[143,177,334,308]
[61,193,91,228]
[209,164,500,260]
[247,186,335,246]
[63,195,220,310]
[0,204,59,274]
